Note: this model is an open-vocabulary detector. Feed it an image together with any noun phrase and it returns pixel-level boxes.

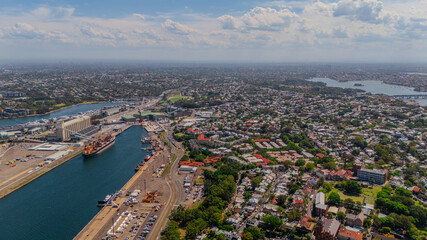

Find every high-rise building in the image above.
[357,168,387,185]
[56,116,91,141]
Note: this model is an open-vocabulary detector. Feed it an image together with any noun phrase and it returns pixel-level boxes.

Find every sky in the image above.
[0,0,426,62]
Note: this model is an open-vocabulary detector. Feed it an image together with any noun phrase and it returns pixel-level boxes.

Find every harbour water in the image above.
[0,126,149,240]
[308,78,427,106]
[0,102,125,128]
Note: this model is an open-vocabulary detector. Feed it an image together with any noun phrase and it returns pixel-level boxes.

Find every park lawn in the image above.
[327,186,381,205]
[175,133,185,138]
[53,103,66,108]
[189,201,202,210]
[168,96,191,102]
[329,189,365,203]
[196,177,204,185]
[362,186,382,204]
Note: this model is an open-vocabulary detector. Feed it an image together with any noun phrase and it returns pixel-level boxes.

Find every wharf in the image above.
[0,123,133,200]
[74,131,169,240]
[74,156,155,240]
[0,149,82,199]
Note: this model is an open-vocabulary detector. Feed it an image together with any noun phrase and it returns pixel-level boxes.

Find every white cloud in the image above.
[2,23,59,40]
[333,0,384,23]
[0,2,426,61]
[30,7,75,19]
[162,19,194,35]
[218,7,298,32]
[80,25,117,40]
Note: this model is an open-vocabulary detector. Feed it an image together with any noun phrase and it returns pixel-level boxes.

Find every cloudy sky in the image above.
[0,0,426,62]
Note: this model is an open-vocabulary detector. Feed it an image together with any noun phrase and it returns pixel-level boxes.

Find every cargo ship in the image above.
[83,135,115,159]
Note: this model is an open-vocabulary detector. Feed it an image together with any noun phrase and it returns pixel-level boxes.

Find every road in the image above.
[305,190,317,218]
[147,125,185,240]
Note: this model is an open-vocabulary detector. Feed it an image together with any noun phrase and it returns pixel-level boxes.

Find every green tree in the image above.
[277,195,287,207]
[286,209,302,221]
[323,182,333,192]
[328,192,341,206]
[337,212,346,223]
[161,221,181,240]
[344,181,362,195]
[295,159,306,166]
[344,198,355,209]
[185,218,207,239]
[242,232,254,240]
[305,162,315,172]
[262,215,282,231]
[354,136,368,149]
[243,227,264,240]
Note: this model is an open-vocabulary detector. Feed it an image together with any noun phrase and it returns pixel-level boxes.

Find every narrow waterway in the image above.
[308,78,427,106]
[0,102,125,128]
[0,126,149,240]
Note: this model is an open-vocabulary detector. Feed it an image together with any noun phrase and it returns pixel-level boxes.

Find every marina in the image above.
[0,126,150,240]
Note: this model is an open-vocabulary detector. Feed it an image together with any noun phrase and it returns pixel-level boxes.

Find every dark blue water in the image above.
[0,126,149,239]
[0,102,125,128]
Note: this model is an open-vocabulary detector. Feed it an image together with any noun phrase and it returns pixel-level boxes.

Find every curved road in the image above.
[148,126,184,240]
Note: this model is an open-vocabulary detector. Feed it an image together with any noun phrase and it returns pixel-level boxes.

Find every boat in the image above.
[83,135,115,158]
[97,194,112,207]
[354,83,364,86]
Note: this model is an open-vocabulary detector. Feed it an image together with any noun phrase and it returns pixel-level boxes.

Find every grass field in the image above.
[188,201,202,210]
[174,133,185,138]
[326,185,382,205]
[53,103,66,108]
[196,177,204,185]
[168,96,191,102]
[162,155,177,177]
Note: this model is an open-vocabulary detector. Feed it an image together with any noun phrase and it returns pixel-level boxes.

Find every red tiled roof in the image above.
[299,216,316,230]
[338,228,363,240]
[204,157,220,164]
[254,139,270,142]
[179,161,204,166]
[197,134,209,141]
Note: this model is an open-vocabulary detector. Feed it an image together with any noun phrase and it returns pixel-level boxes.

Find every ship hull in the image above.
[83,139,115,159]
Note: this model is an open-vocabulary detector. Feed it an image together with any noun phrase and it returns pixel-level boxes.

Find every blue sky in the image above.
[1,0,260,17]
[0,0,426,62]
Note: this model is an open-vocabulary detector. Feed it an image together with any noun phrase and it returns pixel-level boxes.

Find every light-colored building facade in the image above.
[56,116,91,141]
[357,168,387,185]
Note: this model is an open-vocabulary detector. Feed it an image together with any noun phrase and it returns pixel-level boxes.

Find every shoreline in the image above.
[0,101,123,120]
[74,129,157,240]
[0,123,134,200]
[325,78,427,93]
[0,148,83,200]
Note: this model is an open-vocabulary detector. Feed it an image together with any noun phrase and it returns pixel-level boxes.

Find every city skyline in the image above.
[0,0,426,62]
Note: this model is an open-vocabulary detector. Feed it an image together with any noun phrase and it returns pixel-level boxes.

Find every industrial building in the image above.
[133,111,168,121]
[101,106,121,116]
[56,116,91,141]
